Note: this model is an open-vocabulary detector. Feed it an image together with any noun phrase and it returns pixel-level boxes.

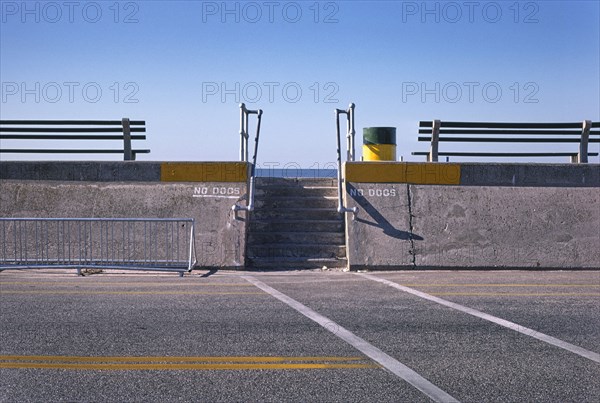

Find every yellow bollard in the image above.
[363,127,396,161]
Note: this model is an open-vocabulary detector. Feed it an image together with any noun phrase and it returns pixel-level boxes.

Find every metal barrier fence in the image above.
[0,218,197,276]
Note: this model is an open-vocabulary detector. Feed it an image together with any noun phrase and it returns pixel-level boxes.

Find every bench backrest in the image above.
[413,120,599,163]
[0,119,149,161]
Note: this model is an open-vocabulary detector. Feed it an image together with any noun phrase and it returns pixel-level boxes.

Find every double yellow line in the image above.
[0,355,379,371]
[1,290,265,296]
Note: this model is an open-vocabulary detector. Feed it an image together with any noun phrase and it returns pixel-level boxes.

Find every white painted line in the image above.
[357,273,600,364]
[242,275,459,403]
[192,195,239,199]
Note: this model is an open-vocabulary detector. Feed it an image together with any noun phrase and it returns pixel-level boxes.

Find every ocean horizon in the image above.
[255,168,337,178]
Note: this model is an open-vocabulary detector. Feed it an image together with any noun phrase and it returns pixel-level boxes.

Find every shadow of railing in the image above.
[346,184,423,241]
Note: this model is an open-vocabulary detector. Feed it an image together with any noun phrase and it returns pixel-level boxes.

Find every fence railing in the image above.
[0,218,196,276]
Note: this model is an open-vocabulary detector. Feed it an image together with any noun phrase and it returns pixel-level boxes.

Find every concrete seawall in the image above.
[2,161,598,270]
[0,162,249,269]
[344,162,600,270]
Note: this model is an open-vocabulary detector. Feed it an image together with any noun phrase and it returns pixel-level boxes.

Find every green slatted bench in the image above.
[412,120,599,163]
[0,119,149,160]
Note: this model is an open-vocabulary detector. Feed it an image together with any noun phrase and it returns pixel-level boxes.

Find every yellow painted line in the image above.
[429,292,600,297]
[345,162,460,185]
[403,284,600,288]
[0,355,377,371]
[0,290,265,296]
[0,355,366,363]
[160,162,248,182]
[0,362,378,370]
[0,281,253,287]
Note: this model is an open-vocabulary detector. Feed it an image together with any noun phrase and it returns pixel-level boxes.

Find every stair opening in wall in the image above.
[246,177,347,270]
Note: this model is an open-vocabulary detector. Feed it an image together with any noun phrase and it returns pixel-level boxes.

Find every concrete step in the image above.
[249,220,344,233]
[247,177,346,270]
[255,186,338,198]
[247,257,347,270]
[248,231,345,245]
[247,244,346,259]
[256,178,338,188]
[254,196,338,209]
[252,208,341,221]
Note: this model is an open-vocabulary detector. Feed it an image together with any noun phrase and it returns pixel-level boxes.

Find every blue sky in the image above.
[1,0,599,166]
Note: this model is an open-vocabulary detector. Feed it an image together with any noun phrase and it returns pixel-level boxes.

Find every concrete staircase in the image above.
[247,178,347,269]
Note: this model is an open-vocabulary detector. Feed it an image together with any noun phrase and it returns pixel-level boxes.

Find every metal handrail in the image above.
[347,104,356,162]
[335,103,358,216]
[233,103,262,212]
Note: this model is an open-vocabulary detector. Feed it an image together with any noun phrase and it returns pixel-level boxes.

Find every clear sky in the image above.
[1,0,599,166]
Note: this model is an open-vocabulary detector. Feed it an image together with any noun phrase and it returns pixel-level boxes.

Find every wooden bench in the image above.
[412,120,599,163]
[0,119,149,160]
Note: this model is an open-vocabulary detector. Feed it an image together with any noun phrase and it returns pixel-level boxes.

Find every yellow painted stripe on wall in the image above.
[161,162,248,182]
[345,162,461,185]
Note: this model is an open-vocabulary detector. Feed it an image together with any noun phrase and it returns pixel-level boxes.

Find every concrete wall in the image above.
[344,162,600,270]
[0,162,250,269]
[2,161,599,270]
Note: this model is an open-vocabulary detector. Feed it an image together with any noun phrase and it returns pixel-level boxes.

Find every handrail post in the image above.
[244,110,250,162]
[335,104,358,217]
[246,109,262,212]
[577,120,592,163]
[239,103,247,162]
[233,106,262,213]
[347,103,355,162]
[239,104,244,161]
[122,118,132,161]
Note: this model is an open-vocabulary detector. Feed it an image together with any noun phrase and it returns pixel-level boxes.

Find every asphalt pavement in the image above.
[1,269,598,402]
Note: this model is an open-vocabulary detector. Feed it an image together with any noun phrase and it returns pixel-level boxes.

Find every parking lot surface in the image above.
[1,269,599,402]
